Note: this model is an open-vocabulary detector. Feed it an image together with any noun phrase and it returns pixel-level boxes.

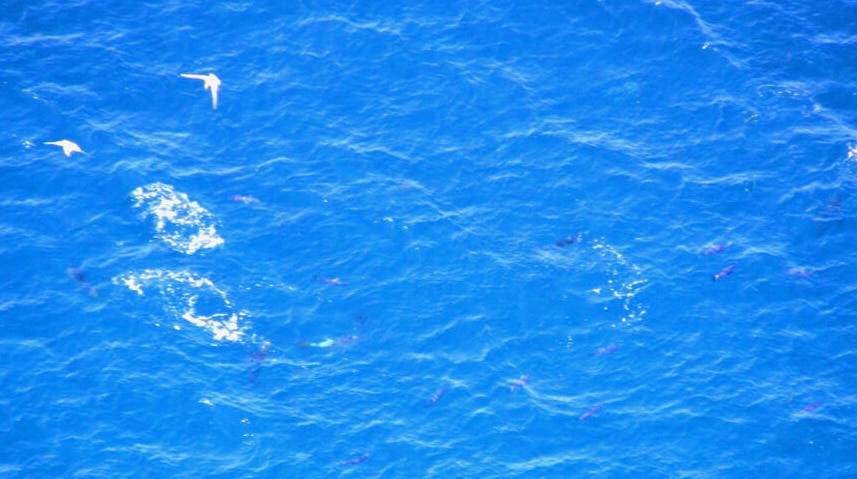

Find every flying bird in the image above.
[181,72,221,109]
[44,140,84,157]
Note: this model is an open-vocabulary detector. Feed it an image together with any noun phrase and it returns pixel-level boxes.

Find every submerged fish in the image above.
[593,344,621,356]
[247,341,272,384]
[703,242,732,256]
[229,194,260,204]
[801,400,824,413]
[68,266,86,283]
[510,375,529,392]
[425,388,447,408]
[786,267,814,279]
[298,335,357,349]
[249,341,271,363]
[315,275,348,286]
[342,455,369,465]
[820,195,842,218]
[712,264,735,281]
[554,236,579,248]
[67,266,99,298]
[579,403,603,420]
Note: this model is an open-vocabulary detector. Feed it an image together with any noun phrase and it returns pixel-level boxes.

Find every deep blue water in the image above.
[2,1,856,477]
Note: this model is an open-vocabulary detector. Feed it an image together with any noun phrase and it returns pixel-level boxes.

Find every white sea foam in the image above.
[131,182,224,255]
[113,269,246,342]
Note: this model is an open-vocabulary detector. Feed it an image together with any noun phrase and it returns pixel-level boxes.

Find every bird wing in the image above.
[210,86,219,109]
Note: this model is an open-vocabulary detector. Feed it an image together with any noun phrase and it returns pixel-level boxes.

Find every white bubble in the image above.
[113,269,248,342]
[131,183,224,254]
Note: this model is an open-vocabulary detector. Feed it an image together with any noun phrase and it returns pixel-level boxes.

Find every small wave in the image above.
[113,269,246,342]
[131,182,224,255]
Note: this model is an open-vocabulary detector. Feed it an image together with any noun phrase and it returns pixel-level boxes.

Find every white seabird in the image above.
[181,73,221,109]
[44,140,85,157]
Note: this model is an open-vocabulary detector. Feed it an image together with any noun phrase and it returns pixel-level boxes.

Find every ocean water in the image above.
[2,0,856,477]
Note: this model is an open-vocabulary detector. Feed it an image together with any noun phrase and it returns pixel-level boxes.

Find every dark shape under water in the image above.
[593,344,621,356]
[425,388,447,408]
[298,335,357,349]
[712,264,735,281]
[68,267,86,282]
[786,267,814,279]
[315,275,348,286]
[247,341,272,384]
[820,195,842,218]
[579,403,603,420]
[702,242,732,256]
[249,341,271,363]
[509,375,529,392]
[801,400,824,413]
[342,455,369,465]
[814,194,844,233]
[554,236,579,247]
[67,266,99,298]
[229,194,260,204]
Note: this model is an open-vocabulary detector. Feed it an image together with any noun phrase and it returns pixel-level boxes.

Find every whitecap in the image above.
[131,182,224,254]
